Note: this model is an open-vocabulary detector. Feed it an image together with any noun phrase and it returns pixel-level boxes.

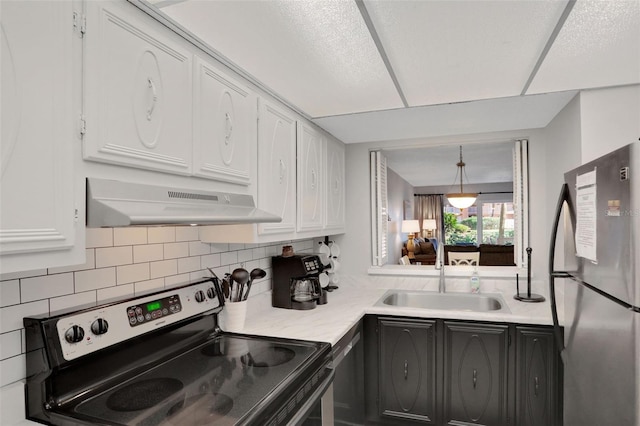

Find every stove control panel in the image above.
[55,279,221,361]
[126,294,182,327]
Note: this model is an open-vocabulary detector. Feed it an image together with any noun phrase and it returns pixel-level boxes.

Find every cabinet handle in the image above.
[279,159,286,183]
[146,77,158,121]
[404,360,408,380]
[534,376,539,396]
[473,369,477,389]
[311,169,316,189]
[334,177,340,193]
[225,113,233,144]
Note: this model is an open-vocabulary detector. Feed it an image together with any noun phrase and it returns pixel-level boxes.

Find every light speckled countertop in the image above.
[239,274,563,345]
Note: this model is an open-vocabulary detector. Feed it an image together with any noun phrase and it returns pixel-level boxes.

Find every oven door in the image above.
[287,367,335,426]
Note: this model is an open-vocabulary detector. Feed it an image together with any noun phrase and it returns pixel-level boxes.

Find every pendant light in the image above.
[446,146,477,209]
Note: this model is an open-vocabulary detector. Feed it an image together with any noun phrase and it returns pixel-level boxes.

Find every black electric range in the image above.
[24,278,332,426]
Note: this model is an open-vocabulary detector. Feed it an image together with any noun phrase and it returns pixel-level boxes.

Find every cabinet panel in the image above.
[84,1,192,175]
[297,122,323,232]
[515,326,560,426]
[1,0,83,272]
[443,322,509,426]
[257,99,297,235]
[379,318,437,424]
[325,136,345,231]
[193,57,254,185]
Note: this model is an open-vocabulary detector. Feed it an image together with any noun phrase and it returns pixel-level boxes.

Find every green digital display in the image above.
[146,301,161,312]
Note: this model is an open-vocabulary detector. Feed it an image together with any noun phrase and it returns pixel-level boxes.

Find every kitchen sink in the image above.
[375,290,511,313]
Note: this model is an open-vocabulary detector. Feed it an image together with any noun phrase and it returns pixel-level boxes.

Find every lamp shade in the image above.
[446,193,477,209]
[422,219,437,230]
[401,219,420,234]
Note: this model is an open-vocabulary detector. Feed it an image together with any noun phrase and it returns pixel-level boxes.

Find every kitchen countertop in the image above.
[240,274,562,346]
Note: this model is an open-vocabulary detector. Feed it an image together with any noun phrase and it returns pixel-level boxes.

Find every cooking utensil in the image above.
[243,268,266,301]
[231,268,249,302]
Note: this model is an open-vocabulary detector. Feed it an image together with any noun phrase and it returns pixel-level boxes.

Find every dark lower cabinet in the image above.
[515,326,561,426]
[379,318,437,424]
[365,316,562,426]
[443,322,510,426]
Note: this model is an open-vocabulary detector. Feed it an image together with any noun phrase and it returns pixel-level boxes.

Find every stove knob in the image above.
[64,325,85,344]
[91,318,109,335]
[206,287,216,300]
[195,290,206,303]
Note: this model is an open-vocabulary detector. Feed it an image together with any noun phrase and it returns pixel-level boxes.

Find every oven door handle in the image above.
[286,367,335,426]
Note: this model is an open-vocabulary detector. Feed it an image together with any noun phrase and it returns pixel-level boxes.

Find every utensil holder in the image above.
[220,300,248,332]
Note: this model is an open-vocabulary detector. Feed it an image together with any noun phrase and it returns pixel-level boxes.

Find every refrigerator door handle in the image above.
[548,183,571,363]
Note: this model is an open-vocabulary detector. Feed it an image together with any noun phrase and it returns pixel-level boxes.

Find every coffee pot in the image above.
[291,278,319,302]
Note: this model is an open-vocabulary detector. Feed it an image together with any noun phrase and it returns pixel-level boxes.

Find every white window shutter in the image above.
[371,151,388,266]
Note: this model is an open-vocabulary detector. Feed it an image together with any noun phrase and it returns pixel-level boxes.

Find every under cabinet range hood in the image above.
[86,178,281,227]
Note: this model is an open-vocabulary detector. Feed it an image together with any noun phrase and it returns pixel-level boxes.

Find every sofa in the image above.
[402,238,437,265]
[444,244,515,266]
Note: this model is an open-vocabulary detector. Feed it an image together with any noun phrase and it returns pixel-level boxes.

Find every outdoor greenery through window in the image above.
[444,202,515,245]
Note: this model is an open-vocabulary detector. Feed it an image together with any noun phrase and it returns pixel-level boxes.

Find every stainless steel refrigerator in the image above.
[549,142,639,426]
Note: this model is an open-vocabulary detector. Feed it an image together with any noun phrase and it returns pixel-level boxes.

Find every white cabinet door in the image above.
[325,136,345,231]
[257,99,297,235]
[84,1,192,175]
[0,0,84,273]
[297,122,324,232]
[193,57,254,185]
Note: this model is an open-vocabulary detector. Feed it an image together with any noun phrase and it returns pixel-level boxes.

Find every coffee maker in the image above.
[272,255,327,310]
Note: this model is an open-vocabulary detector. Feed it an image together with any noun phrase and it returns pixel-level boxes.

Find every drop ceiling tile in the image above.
[527,0,640,94]
[363,0,568,106]
[161,0,403,117]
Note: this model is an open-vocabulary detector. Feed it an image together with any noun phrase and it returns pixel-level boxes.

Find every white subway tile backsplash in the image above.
[114,228,147,246]
[97,284,134,304]
[189,241,211,256]
[252,247,267,260]
[164,242,189,259]
[0,300,48,333]
[0,280,20,307]
[229,243,245,251]
[86,228,113,248]
[165,273,192,289]
[0,331,21,360]
[134,278,164,296]
[175,226,198,242]
[21,273,74,303]
[148,227,176,244]
[178,257,200,274]
[201,253,221,269]
[150,260,178,279]
[48,249,96,274]
[0,268,47,282]
[1,381,27,425]
[0,354,25,387]
[134,244,164,263]
[75,268,116,292]
[220,251,238,266]
[95,246,133,268]
[117,263,150,285]
[50,291,96,313]
[209,243,229,254]
[238,249,253,263]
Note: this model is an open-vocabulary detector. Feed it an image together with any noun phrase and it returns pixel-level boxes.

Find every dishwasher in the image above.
[332,321,365,425]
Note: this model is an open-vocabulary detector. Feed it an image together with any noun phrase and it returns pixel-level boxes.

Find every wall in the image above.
[386,167,415,264]
[0,228,313,424]
[580,85,640,163]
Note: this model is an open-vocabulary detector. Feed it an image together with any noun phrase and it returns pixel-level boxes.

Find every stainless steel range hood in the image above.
[86,178,281,227]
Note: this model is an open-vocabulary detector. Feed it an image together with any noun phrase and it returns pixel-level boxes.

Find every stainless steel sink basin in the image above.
[375,290,511,313]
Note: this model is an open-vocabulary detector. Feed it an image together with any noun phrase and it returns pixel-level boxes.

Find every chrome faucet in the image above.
[435,242,446,293]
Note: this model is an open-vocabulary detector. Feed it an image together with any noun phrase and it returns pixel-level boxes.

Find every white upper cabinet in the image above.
[193,57,255,185]
[325,136,346,231]
[0,0,84,273]
[83,1,193,175]
[297,122,324,232]
[257,98,297,236]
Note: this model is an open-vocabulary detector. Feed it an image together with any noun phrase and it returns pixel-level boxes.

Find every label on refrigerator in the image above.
[575,169,598,263]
